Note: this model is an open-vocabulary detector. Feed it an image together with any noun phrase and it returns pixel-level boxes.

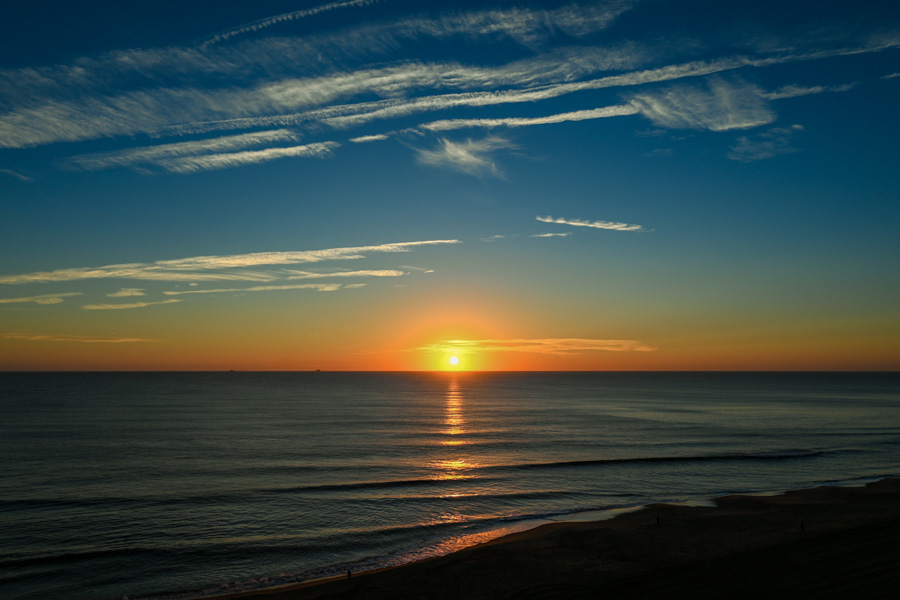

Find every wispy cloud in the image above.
[1,45,646,149]
[1,8,897,153]
[107,288,146,297]
[531,232,572,238]
[285,269,405,279]
[64,130,303,172]
[168,36,900,139]
[349,134,390,143]
[419,338,658,355]
[2,332,154,343]
[82,299,183,310]
[761,82,858,100]
[415,136,516,177]
[0,240,458,285]
[162,283,342,296]
[536,215,650,232]
[728,124,804,162]
[0,292,83,305]
[163,44,648,135]
[0,2,639,120]
[883,72,900,79]
[154,142,339,174]
[628,77,775,131]
[399,265,435,274]
[0,168,33,182]
[205,1,638,49]
[421,104,640,131]
[204,0,379,46]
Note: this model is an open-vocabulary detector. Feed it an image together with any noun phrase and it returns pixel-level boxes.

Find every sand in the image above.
[218,478,900,600]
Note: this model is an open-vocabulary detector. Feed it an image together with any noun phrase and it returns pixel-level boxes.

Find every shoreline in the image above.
[193,477,900,600]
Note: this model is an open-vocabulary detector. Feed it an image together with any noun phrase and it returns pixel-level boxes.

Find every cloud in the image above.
[531,232,572,238]
[0,240,459,284]
[154,142,339,174]
[628,78,775,131]
[206,1,637,49]
[64,129,303,172]
[162,44,648,135]
[107,288,146,297]
[162,283,342,295]
[480,235,505,243]
[2,14,898,152]
[883,72,900,79]
[421,104,640,131]
[306,57,711,132]
[728,124,804,162]
[0,45,646,149]
[0,292,83,305]
[399,265,435,273]
[349,134,390,143]
[418,338,657,355]
[82,299,183,310]
[761,82,858,100]
[2,332,154,343]
[536,215,650,232]
[204,0,379,46]
[169,36,900,139]
[0,168,33,182]
[0,2,639,120]
[284,269,405,279]
[415,136,516,176]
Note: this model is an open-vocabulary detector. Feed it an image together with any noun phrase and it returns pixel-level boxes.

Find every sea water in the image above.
[1,372,898,600]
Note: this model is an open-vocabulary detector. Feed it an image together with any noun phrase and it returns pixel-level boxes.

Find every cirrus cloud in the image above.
[418,338,658,356]
[162,283,342,296]
[415,136,517,177]
[0,240,459,285]
[536,215,650,232]
[2,332,154,343]
[627,77,775,132]
[82,299,183,310]
[0,292,83,305]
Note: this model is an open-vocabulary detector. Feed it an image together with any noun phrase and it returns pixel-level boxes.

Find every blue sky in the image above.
[1,0,898,370]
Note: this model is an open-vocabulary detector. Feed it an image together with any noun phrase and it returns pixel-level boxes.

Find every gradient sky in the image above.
[1,0,898,371]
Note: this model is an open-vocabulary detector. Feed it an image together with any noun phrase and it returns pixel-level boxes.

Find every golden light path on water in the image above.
[433,378,477,481]
[404,369,645,570]
[426,376,481,530]
[441,377,466,444]
[402,377,550,560]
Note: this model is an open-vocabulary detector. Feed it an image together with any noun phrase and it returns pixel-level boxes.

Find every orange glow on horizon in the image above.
[3,288,897,371]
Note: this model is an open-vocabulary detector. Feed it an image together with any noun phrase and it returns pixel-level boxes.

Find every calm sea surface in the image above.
[1,372,898,599]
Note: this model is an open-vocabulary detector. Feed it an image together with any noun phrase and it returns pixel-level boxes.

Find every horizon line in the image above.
[1,370,896,374]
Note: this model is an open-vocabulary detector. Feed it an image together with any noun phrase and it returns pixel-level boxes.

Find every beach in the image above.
[222,478,900,600]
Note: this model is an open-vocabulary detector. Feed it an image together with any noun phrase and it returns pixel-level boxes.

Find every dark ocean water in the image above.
[1,372,898,600]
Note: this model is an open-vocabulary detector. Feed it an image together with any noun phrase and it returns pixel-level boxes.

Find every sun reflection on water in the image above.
[432,377,480,480]
[430,458,478,480]
[441,378,466,441]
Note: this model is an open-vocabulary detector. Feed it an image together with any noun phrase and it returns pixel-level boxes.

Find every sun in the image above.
[448,356,459,366]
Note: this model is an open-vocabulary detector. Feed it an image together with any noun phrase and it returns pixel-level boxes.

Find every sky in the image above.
[1,0,898,371]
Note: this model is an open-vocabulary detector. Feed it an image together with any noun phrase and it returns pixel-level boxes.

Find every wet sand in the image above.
[220,478,900,600]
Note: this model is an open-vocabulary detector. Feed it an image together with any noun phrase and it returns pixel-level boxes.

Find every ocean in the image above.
[1,372,898,600]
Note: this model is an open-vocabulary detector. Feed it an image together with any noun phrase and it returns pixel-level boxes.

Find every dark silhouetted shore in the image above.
[216,478,900,600]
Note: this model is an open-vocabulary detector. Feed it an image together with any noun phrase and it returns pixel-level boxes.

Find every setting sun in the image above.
[449,356,459,366]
